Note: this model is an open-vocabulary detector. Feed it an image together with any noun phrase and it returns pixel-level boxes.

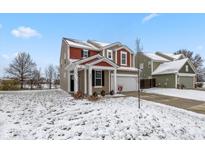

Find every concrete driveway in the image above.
[123,91,205,115]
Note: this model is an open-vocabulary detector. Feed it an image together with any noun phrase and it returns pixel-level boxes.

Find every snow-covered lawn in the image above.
[144,88,205,102]
[0,89,205,139]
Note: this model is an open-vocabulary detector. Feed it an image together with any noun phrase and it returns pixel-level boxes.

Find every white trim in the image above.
[115,50,117,64]
[94,86,103,88]
[111,74,138,77]
[115,45,134,53]
[178,73,196,77]
[67,45,70,59]
[92,66,115,71]
[175,73,178,88]
[114,69,117,94]
[102,49,105,57]
[74,67,78,93]
[88,67,92,95]
[75,54,102,65]
[107,49,113,60]
[117,67,138,72]
[120,51,127,66]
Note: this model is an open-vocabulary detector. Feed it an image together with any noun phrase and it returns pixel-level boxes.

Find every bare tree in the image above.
[136,38,143,53]
[5,52,36,89]
[45,65,55,89]
[29,68,41,89]
[53,65,60,88]
[175,49,204,81]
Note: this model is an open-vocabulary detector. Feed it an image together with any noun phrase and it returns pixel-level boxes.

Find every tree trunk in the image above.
[20,81,23,89]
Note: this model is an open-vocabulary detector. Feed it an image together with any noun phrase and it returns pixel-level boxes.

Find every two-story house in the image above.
[136,52,196,89]
[60,37,138,95]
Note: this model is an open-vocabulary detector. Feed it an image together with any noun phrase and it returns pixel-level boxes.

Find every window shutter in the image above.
[81,50,84,58]
[102,71,104,86]
[92,70,95,86]
[88,51,91,57]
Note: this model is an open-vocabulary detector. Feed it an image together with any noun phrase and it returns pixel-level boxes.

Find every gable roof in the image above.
[63,38,100,51]
[152,58,195,75]
[143,53,170,62]
[88,40,122,49]
[155,52,185,60]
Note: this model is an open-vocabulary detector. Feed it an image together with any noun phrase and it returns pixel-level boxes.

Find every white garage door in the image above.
[111,74,138,92]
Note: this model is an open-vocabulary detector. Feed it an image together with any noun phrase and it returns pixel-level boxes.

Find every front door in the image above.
[70,75,74,92]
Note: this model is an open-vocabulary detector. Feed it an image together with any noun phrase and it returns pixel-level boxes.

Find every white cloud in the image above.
[11,26,41,38]
[142,13,159,23]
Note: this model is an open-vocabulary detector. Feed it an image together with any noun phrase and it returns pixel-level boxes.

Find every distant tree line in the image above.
[2,52,60,90]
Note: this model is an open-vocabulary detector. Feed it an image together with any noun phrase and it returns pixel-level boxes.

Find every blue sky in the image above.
[0,13,205,77]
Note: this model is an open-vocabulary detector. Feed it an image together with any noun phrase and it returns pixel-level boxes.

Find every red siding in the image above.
[95,61,112,67]
[70,47,98,59]
[117,48,131,67]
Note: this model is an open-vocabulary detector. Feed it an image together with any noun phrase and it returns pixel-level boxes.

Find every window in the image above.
[107,50,113,60]
[82,49,89,58]
[121,51,127,65]
[140,63,144,69]
[185,65,189,72]
[95,70,102,86]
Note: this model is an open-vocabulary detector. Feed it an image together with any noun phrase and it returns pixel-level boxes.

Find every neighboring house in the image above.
[136,52,196,89]
[60,38,138,95]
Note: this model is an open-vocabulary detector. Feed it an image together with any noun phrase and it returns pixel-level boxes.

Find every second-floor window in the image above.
[82,49,89,58]
[185,65,189,72]
[107,50,113,60]
[121,51,127,65]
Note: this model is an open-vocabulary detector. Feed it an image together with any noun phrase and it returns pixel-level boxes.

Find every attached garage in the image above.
[178,75,195,89]
[111,74,138,92]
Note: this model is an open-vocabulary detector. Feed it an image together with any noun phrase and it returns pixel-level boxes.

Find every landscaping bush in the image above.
[100,90,105,97]
[110,90,114,95]
[0,80,20,91]
[88,92,99,101]
[196,82,203,88]
[73,91,84,99]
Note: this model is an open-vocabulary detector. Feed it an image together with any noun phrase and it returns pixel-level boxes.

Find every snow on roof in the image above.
[152,58,188,75]
[143,53,170,61]
[161,53,184,60]
[90,40,111,47]
[64,38,100,51]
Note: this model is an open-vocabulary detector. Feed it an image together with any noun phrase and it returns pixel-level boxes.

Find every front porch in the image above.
[67,55,118,95]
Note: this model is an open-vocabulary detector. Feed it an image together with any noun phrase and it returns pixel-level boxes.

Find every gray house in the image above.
[136,52,196,89]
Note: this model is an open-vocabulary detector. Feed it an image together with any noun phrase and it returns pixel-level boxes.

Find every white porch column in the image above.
[84,68,87,95]
[74,67,78,93]
[67,68,70,92]
[88,67,92,96]
[114,69,117,94]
